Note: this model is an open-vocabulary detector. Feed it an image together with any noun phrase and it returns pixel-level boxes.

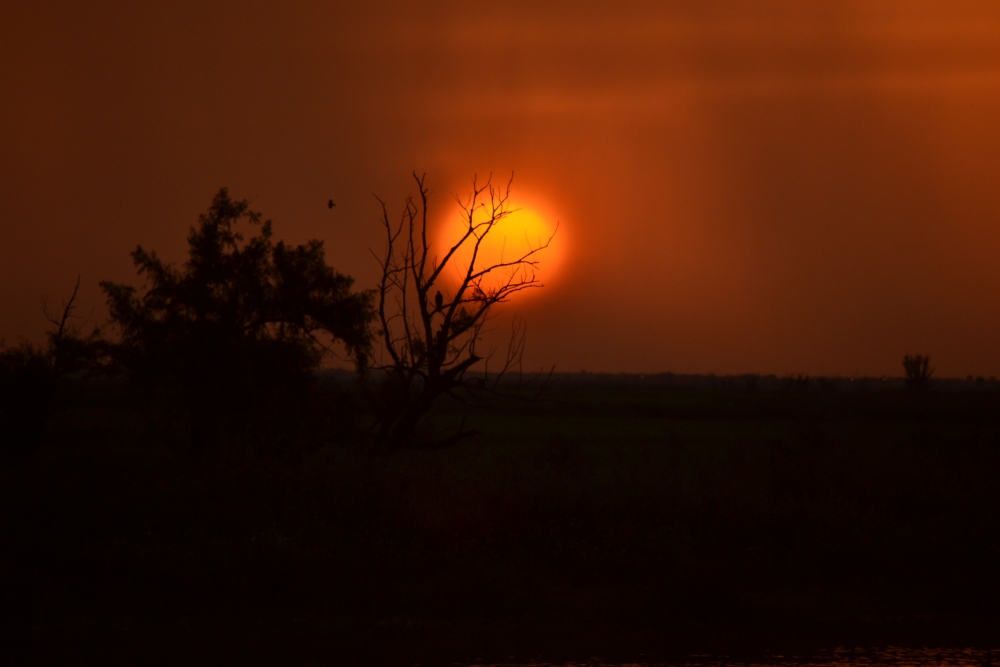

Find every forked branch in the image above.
[374,172,555,448]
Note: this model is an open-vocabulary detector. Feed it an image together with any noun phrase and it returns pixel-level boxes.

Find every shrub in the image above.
[100,189,374,460]
[0,343,57,458]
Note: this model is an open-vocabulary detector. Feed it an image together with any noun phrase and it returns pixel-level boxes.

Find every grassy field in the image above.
[3,373,1000,664]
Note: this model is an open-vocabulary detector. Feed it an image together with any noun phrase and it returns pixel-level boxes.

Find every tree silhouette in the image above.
[42,276,108,374]
[0,278,104,458]
[100,188,374,458]
[0,341,57,458]
[374,173,554,449]
[903,354,933,390]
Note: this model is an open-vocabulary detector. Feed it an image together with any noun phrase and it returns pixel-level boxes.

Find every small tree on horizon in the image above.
[373,172,555,450]
[903,353,933,390]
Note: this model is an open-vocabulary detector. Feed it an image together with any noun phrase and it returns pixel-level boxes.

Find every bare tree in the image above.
[42,276,105,374]
[374,172,555,449]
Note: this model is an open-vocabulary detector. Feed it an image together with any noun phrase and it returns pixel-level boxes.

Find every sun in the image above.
[433,194,563,296]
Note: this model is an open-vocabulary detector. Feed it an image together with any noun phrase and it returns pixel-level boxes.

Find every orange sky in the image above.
[3,1,1000,377]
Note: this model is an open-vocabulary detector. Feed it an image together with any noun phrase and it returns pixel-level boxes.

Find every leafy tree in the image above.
[374,173,554,449]
[100,189,374,458]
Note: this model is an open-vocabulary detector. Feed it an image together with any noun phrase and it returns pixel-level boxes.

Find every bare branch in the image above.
[43,275,83,340]
[372,173,554,449]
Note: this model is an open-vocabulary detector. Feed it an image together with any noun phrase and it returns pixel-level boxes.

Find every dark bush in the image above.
[0,279,104,459]
[0,343,57,459]
[100,189,374,460]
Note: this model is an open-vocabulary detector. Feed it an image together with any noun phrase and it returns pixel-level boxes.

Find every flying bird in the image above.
[327,199,335,209]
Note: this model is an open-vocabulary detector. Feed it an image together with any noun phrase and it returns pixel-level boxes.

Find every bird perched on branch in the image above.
[434,291,444,313]
[327,199,335,209]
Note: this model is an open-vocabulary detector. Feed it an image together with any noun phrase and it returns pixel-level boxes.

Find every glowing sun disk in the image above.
[433,201,562,296]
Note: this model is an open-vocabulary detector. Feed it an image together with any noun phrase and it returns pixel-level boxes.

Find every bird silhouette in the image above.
[434,291,444,312]
[327,199,335,209]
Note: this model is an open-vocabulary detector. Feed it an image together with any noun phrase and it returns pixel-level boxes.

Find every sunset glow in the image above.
[7,5,1000,655]
[433,196,562,297]
[5,2,1000,376]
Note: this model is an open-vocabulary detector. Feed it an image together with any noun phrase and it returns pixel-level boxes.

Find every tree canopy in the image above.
[100,189,374,456]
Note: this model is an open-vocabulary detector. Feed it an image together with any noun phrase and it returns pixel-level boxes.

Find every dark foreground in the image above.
[3,374,1000,664]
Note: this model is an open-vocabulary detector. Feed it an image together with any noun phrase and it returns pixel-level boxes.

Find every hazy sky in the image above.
[3,1,1000,376]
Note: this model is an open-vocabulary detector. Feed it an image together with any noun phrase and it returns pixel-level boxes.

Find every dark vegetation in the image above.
[4,373,1000,663]
[903,353,934,390]
[3,187,1000,664]
[99,189,372,462]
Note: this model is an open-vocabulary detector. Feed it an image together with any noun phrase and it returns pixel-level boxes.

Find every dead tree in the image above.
[374,172,554,449]
[43,276,105,374]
